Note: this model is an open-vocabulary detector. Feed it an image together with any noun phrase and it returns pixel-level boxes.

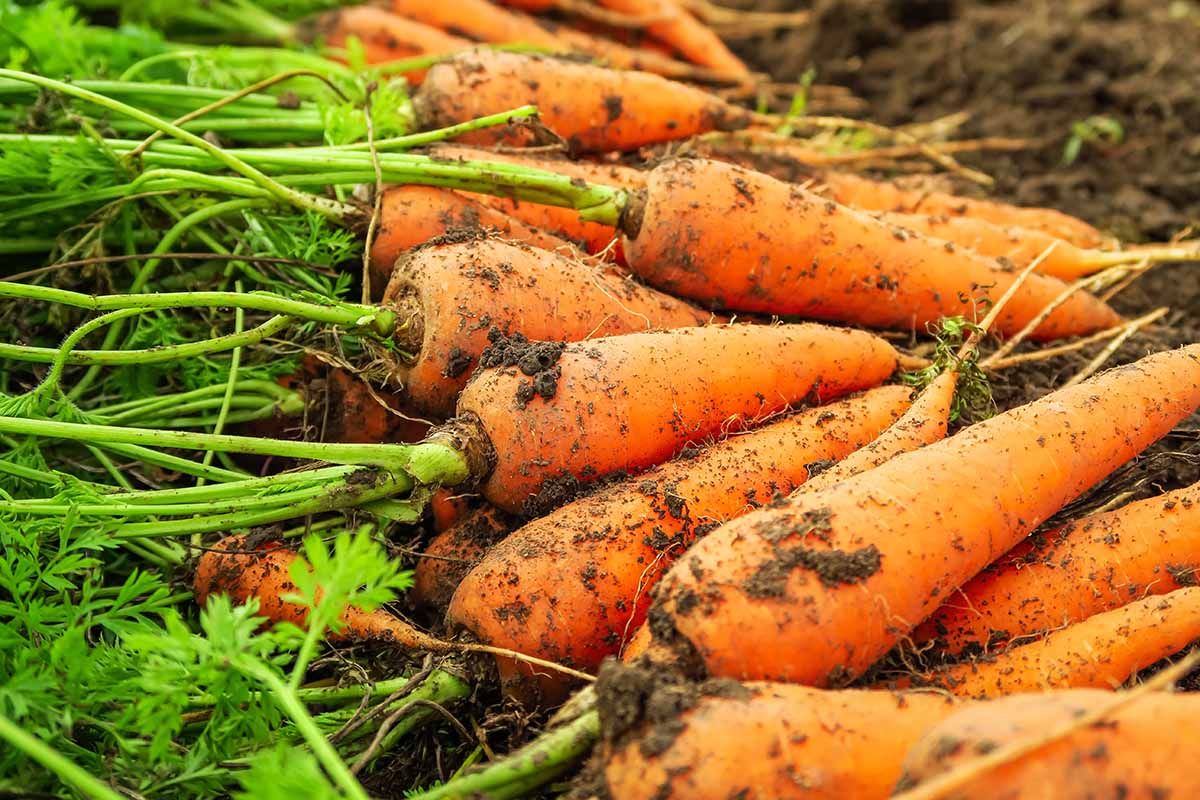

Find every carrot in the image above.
[897,690,1200,798]
[798,370,958,495]
[603,679,961,800]
[388,0,733,81]
[916,587,1200,697]
[645,344,1200,685]
[448,385,913,703]
[428,488,479,533]
[316,6,471,80]
[913,480,1200,656]
[454,322,901,513]
[414,49,755,153]
[619,158,1122,340]
[814,170,1110,249]
[383,237,709,416]
[413,505,513,611]
[585,0,751,77]
[368,185,583,291]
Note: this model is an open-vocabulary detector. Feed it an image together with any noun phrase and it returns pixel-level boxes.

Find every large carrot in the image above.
[915,587,1200,697]
[645,344,1200,685]
[383,237,709,416]
[413,505,513,611]
[603,679,961,800]
[897,690,1200,798]
[414,49,755,153]
[620,158,1121,340]
[368,185,583,291]
[316,6,471,80]
[448,385,913,703]
[814,170,1109,249]
[454,322,901,513]
[913,480,1200,656]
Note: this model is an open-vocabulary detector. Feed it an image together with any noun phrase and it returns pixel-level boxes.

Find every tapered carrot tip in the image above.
[601,670,961,800]
[897,690,1200,797]
[648,344,1200,685]
[621,158,1121,340]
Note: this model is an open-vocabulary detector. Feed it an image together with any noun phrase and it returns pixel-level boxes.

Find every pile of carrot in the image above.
[180,3,1200,796]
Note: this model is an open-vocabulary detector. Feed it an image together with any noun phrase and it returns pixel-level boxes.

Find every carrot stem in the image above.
[0,713,125,800]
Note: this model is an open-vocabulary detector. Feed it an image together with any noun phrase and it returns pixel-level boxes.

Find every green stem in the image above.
[37,308,146,395]
[0,713,126,800]
[92,379,293,416]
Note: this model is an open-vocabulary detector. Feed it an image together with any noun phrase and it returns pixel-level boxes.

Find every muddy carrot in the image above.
[316,6,471,80]
[916,587,1200,696]
[620,158,1121,340]
[603,677,961,800]
[369,185,583,291]
[383,237,709,416]
[585,0,751,76]
[448,385,913,704]
[814,170,1109,249]
[455,322,901,513]
[913,480,1200,656]
[413,505,513,611]
[897,690,1200,798]
[645,344,1200,685]
[414,49,756,153]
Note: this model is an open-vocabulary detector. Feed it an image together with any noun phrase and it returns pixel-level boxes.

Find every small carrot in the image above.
[413,505,513,611]
[383,237,709,416]
[913,480,1200,656]
[620,158,1122,340]
[414,49,756,153]
[448,385,913,703]
[368,184,583,291]
[603,679,961,800]
[915,587,1200,697]
[646,344,1200,685]
[454,322,901,513]
[584,0,751,77]
[316,6,471,80]
[813,170,1109,249]
[428,488,479,533]
[897,690,1200,798]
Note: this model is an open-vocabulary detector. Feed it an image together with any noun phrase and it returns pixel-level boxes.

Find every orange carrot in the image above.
[454,322,901,513]
[603,679,961,800]
[916,587,1200,697]
[317,6,470,80]
[413,505,513,611]
[814,170,1109,249]
[587,0,750,76]
[913,480,1200,656]
[428,488,478,533]
[897,690,1200,798]
[620,158,1121,340]
[369,184,583,291]
[448,385,913,703]
[414,49,755,153]
[645,344,1200,685]
[383,237,709,416]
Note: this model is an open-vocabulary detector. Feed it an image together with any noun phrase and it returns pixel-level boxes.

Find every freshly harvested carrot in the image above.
[646,344,1200,685]
[913,480,1200,656]
[413,505,513,611]
[455,322,901,513]
[620,158,1122,340]
[414,49,755,153]
[587,0,750,77]
[429,488,477,533]
[383,237,709,416]
[897,690,1200,798]
[389,0,731,80]
[798,370,957,494]
[368,185,583,291]
[604,680,961,800]
[917,587,1200,697]
[813,170,1109,249]
[194,533,443,649]
[317,6,470,80]
[449,385,913,703]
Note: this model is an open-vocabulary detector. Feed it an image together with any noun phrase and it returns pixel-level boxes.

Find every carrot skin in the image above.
[414,49,754,152]
[622,158,1121,340]
[913,480,1200,655]
[448,385,913,703]
[591,0,750,76]
[384,238,709,417]
[649,345,1200,685]
[413,505,513,611]
[604,681,961,800]
[455,323,901,514]
[317,6,470,81]
[898,690,1200,798]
